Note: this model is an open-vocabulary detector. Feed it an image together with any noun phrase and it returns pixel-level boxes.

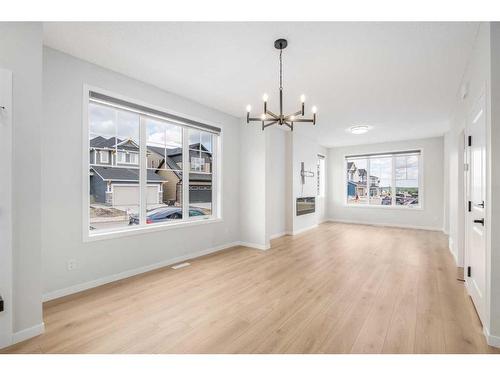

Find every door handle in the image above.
[474,218,484,226]
[476,201,485,208]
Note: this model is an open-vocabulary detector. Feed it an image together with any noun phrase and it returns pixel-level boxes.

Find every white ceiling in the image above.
[43,22,478,147]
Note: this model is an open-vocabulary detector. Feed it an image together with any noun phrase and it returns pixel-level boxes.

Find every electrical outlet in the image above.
[67,259,77,271]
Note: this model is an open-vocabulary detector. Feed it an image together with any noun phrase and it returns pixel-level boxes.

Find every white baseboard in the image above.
[292,224,318,236]
[238,241,271,250]
[270,231,290,240]
[483,326,500,348]
[448,236,458,265]
[327,218,443,232]
[42,241,241,302]
[11,322,45,345]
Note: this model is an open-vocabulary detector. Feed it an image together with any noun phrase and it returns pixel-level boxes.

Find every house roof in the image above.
[91,166,166,183]
[90,136,139,151]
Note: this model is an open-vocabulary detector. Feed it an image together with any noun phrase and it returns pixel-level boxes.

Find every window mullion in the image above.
[139,116,147,225]
[182,127,189,220]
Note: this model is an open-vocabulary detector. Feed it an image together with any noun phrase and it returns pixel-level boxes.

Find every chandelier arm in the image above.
[265,110,280,119]
[263,121,278,129]
[248,117,265,122]
[285,110,303,120]
[291,118,314,123]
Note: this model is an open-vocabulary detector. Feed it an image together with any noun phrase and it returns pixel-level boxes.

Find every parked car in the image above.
[129,206,206,225]
[381,196,392,205]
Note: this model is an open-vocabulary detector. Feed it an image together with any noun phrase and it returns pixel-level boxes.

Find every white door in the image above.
[465,93,487,324]
[0,68,13,348]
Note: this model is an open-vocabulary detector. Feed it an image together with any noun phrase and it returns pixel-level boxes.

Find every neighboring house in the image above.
[89,136,166,209]
[346,161,380,198]
[90,136,213,210]
[147,143,212,204]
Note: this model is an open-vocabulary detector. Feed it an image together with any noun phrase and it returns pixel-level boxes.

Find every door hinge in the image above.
[468,201,472,212]
[467,266,472,278]
[468,135,472,147]
[0,295,3,312]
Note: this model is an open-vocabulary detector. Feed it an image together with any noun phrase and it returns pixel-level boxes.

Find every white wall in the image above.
[292,133,327,234]
[42,47,241,297]
[328,136,444,231]
[239,120,267,248]
[266,127,287,239]
[0,22,43,341]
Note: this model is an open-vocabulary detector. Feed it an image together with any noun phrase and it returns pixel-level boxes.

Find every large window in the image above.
[345,150,421,208]
[87,90,220,237]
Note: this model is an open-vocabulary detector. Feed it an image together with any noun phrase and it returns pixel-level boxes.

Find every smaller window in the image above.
[317,155,325,197]
[100,150,109,163]
[117,151,125,163]
[191,157,205,172]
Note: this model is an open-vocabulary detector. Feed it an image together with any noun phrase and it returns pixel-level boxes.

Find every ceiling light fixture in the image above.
[350,125,370,135]
[245,39,317,131]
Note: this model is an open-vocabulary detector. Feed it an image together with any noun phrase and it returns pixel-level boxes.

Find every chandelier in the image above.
[246,38,317,131]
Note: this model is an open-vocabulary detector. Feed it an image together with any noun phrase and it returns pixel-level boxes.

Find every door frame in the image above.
[0,68,13,348]
[464,90,488,325]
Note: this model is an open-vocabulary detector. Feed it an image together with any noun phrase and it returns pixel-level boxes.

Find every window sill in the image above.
[84,217,223,242]
[344,203,423,211]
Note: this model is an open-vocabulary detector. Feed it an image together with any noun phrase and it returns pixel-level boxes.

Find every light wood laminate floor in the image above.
[2,223,498,354]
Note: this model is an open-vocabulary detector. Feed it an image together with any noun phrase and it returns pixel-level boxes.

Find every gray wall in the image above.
[42,47,241,295]
[0,23,43,333]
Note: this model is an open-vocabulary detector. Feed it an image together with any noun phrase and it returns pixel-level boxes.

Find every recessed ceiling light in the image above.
[349,125,370,135]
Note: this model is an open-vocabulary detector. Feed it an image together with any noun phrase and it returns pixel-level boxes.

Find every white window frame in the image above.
[344,148,424,210]
[83,85,223,242]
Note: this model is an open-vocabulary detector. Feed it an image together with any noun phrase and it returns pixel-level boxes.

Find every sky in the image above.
[89,102,212,152]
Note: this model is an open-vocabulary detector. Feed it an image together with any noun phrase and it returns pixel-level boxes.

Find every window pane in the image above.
[369,157,392,205]
[189,173,212,216]
[146,117,183,171]
[189,129,201,150]
[189,151,212,173]
[346,158,368,204]
[145,171,183,224]
[395,155,419,206]
[145,118,183,223]
[201,132,212,152]
[89,103,140,232]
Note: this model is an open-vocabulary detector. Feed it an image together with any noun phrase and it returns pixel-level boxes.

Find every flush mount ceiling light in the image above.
[245,39,317,131]
[349,125,370,135]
